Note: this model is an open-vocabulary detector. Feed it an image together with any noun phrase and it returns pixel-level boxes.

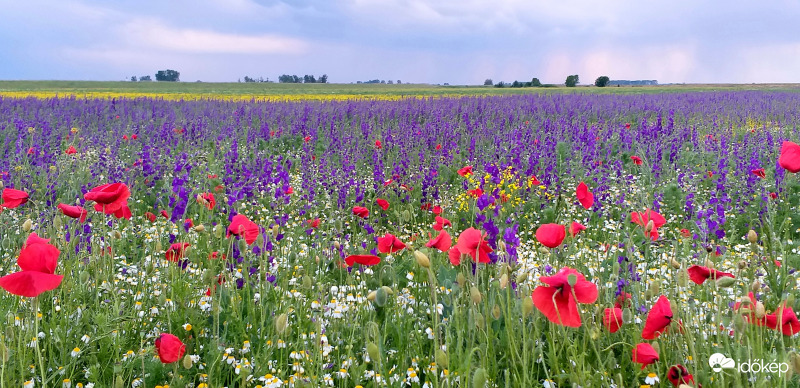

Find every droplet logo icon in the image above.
[709,353,736,372]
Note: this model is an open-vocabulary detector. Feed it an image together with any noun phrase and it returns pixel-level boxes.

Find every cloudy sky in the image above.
[2,0,799,84]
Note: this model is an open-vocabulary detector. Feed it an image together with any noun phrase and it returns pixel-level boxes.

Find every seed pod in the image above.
[182,354,193,369]
[522,297,534,318]
[470,286,482,304]
[492,305,502,320]
[22,219,32,232]
[414,251,430,268]
[715,277,736,288]
[737,260,747,269]
[499,273,509,289]
[747,230,758,244]
[644,220,655,233]
[751,280,761,293]
[194,224,206,233]
[435,348,449,369]
[275,313,289,334]
[367,342,380,363]
[333,241,341,250]
[472,367,487,388]
[567,274,577,286]
[375,287,387,307]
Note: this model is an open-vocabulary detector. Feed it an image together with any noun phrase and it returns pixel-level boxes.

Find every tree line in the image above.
[484,75,613,88]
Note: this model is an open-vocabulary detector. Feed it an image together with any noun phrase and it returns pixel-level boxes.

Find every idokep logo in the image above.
[709,353,789,375]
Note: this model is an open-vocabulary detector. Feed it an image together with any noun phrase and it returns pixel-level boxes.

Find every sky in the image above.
[1,0,799,84]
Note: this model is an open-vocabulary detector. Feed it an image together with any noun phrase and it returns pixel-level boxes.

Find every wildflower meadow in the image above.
[2,91,800,387]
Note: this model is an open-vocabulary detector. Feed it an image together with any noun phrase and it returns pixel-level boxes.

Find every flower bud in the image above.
[472,368,487,388]
[670,258,681,269]
[0,180,4,190]
[115,376,125,388]
[302,275,312,289]
[238,238,248,252]
[499,273,509,289]
[0,342,7,362]
[194,224,206,233]
[676,270,689,286]
[474,312,485,329]
[435,349,449,369]
[114,230,122,239]
[79,271,90,284]
[747,230,758,244]
[22,219,32,232]
[414,251,430,268]
[704,259,715,268]
[498,241,506,252]
[492,305,502,320]
[705,245,713,253]
[367,291,377,301]
[380,286,394,295]
[733,313,747,332]
[649,280,660,294]
[456,273,466,287]
[375,287,387,307]
[213,224,222,238]
[367,342,380,363]
[182,354,193,369]
[790,352,800,374]
[751,280,761,293]
[515,272,528,284]
[275,313,289,334]
[787,294,796,308]
[538,247,550,254]
[755,301,766,319]
[272,225,279,239]
[715,276,736,288]
[155,240,163,252]
[737,260,747,269]
[522,297,534,318]
[470,286,482,304]
[644,220,655,233]
[567,274,578,286]
[333,241,341,250]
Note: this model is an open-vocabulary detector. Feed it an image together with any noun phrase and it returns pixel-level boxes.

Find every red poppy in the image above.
[352,206,369,218]
[707,171,713,178]
[375,140,382,149]
[535,224,566,248]
[214,184,225,193]
[65,146,77,155]
[576,182,594,209]
[531,267,598,327]
[426,230,452,252]
[603,307,623,333]
[154,333,186,364]
[377,233,406,254]
[432,205,442,215]
[615,292,632,308]
[208,174,218,179]
[84,183,131,219]
[455,228,493,263]
[198,192,216,210]
[769,192,778,199]
[303,136,311,142]
[433,216,451,231]
[122,135,129,140]
[307,218,320,228]
[383,179,393,186]
[568,222,586,237]
[421,203,432,211]
[57,203,88,223]
[686,265,734,285]
[632,343,659,370]
[631,209,666,228]
[751,168,766,178]
[447,247,462,265]
[458,166,473,177]
[132,134,138,140]
[0,233,64,297]
[765,303,800,336]
[630,156,643,165]
[779,141,800,173]
[27,147,34,155]
[667,364,695,387]
[435,144,442,150]
[345,254,381,267]
[145,212,157,222]
[680,228,691,238]
[184,219,194,228]
[285,186,294,195]
[165,243,189,262]
[642,295,673,339]
[160,210,170,219]
[1,188,29,209]
[376,198,389,211]
[529,176,541,186]
[227,214,260,245]
[209,251,226,260]
[467,188,483,198]
[733,292,766,326]
[625,123,631,129]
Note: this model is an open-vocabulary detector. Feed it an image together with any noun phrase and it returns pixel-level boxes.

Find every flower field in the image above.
[1,91,800,387]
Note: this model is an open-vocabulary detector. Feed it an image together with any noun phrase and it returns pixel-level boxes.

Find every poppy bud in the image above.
[644,220,655,233]
[472,368,487,388]
[537,247,550,254]
[238,238,247,252]
[651,342,660,354]
[79,271,90,284]
[414,251,430,268]
[114,230,122,239]
[747,230,758,244]
[0,180,3,190]
[333,241,341,250]
[716,277,736,288]
[315,255,320,264]
[737,260,747,269]
[213,224,222,238]
[522,297,534,318]
[649,280,660,294]
[470,286,482,304]
[670,258,681,269]
[367,342,380,363]
[272,225,279,239]
[196,194,207,206]
[380,286,394,295]
[622,308,632,324]
[115,376,125,388]
[789,294,796,308]
[498,241,506,252]
[0,342,7,362]
[158,293,167,306]
[677,270,689,286]
[704,259,715,268]
[499,273,509,289]
[733,313,747,332]
[275,313,289,334]
[791,352,800,374]
[435,349,449,369]
[155,240,162,252]
[751,280,761,292]
[182,354,193,369]
[567,274,578,286]
[53,215,62,230]
[22,219,32,232]
[516,272,528,284]
[302,275,312,289]
[492,305,502,320]
[590,327,600,340]
[456,273,466,287]
[474,312,485,329]
[367,290,377,301]
[375,287,387,307]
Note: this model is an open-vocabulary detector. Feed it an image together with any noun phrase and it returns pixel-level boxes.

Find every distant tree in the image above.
[130,76,137,82]
[397,80,401,84]
[594,76,610,87]
[319,74,328,83]
[531,78,541,87]
[511,80,522,88]
[155,69,180,82]
[387,80,393,84]
[484,79,493,86]
[244,76,256,83]
[494,81,505,88]
[303,75,317,83]
[565,74,579,87]
[139,75,152,82]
